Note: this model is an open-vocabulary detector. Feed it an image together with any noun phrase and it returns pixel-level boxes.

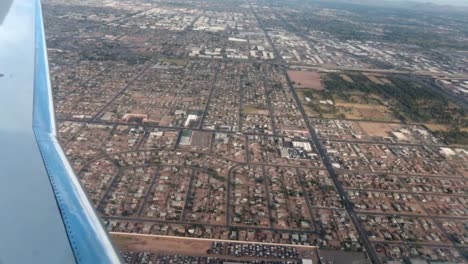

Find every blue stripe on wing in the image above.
[32,0,122,263]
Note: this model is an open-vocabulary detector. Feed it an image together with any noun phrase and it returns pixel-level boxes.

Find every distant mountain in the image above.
[413,0,468,7]
[318,0,468,12]
[399,0,468,9]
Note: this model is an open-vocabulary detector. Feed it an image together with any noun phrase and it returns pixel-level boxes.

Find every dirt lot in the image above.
[112,232,319,262]
[340,74,354,83]
[357,108,388,120]
[113,233,211,255]
[357,121,401,137]
[288,70,323,90]
[319,249,370,264]
[191,131,212,147]
[366,75,383,85]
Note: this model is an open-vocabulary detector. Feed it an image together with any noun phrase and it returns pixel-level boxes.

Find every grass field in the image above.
[335,102,396,121]
[297,88,397,121]
[425,123,468,132]
[334,92,383,105]
[297,91,321,117]
[161,57,187,66]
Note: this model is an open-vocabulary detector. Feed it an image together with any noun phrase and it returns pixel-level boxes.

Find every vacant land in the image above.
[288,70,324,90]
[242,104,269,115]
[299,88,396,121]
[358,122,401,137]
[191,131,212,147]
[319,249,370,264]
[366,75,383,84]
[113,232,320,262]
[340,74,354,83]
[113,232,211,255]
[316,72,468,144]
[324,73,467,123]
[429,127,468,145]
[335,103,395,121]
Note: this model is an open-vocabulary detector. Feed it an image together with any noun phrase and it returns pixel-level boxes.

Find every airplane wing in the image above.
[0,0,122,263]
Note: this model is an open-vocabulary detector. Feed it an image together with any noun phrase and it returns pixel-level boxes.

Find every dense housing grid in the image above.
[44,0,468,263]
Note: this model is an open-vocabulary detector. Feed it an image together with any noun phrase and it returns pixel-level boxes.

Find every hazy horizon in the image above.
[401,0,468,6]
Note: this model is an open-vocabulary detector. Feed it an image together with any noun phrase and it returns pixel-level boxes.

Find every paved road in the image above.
[96,169,122,211]
[294,167,320,233]
[248,2,381,262]
[90,25,195,122]
[259,69,278,135]
[55,4,468,261]
[106,215,323,235]
[199,67,220,129]
[47,10,147,46]
[346,188,468,198]
[261,165,275,228]
[137,167,161,217]
[370,240,468,248]
[338,169,463,179]
[91,59,158,122]
[180,169,196,221]
[355,210,467,220]
[56,66,113,102]
[322,138,446,148]
[57,118,280,137]
[283,66,382,264]
[225,164,240,226]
